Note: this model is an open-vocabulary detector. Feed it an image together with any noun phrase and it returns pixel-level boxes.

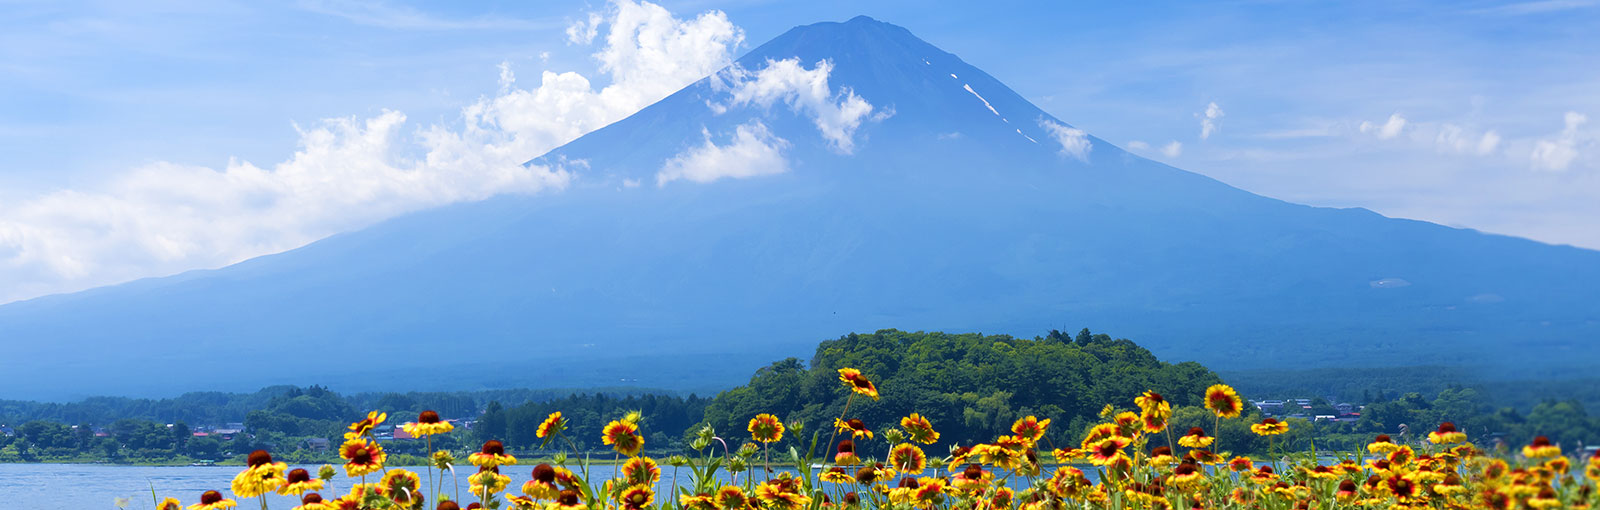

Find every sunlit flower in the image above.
[379,469,422,507]
[889,443,927,474]
[232,450,287,498]
[754,476,811,510]
[1386,445,1415,466]
[1367,434,1400,453]
[1248,465,1277,484]
[345,411,387,440]
[1010,416,1050,443]
[521,463,561,499]
[831,438,860,465]
[1087,437,1131,466]
[289,493,334,510]
[622,456,661,487]
[469,439,518,467]
[537,412,567,440]
[469,466,511,495]
[1140,412,1167,434]
[821,467,855,484]
[1227,456,1254,472]
[837,368,879,400]
[1250,418,1288,436]
[1177,427,1213,448]
[680,493,717,510]
[1080,423,1120,449]
[506,495,539,510]
[834,418,873,440]
[1147,446,1176,466]
[1186,449,1222,465]
[900,413,939,444]
[602,420,645,457]
[744,413,785,443]
[1523,435,1561,458]
[552,489,586,510]
[278,468,324,496]
[1135,391,1171,419]
[951,463,992,491]
[1204,384,1243,418]
[714,485,749,510]
[855,463,892,485]
[1424,422,1466,445]
[339,439,387,477]
[1113,412,1142,437]
[619,484,655,510]
[158,498,184,510]
[911,477,947,508]
[188,490,238,510]
[1169,461,1204,486]
[402,410,454,438]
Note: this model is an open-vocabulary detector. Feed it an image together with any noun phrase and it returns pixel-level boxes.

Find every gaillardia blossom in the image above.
[402,410,454,437]
[837,368,879,400]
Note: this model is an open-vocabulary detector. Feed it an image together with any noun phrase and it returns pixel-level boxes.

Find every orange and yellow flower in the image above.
[900,413,939,444]
[834,439,860,465]
[522,463,564,499]
[379,469,422,507]
[1427,422,1467,444]
[1178,427,1214,448]
[469,439,518,467]
[1087,437,1131,466]
[1135,391,1171,420]
[345,411,386,440]
[231,450,287,498]
[1204,384,1243,418]
[188,490,238,510]
[290,493,335,510]
[622,456,661,486]
[1250,418,1289,436]
[537,411,567,440]
[401,410,454,437]
[158,498,183,510]
[754,476,811,510]
[278,468,324,496]
[834,418,873,440]
[603,419,645,457]
[552,489,587,510]
[1523,435,1561,458]
[714,485,750,510]
[889,443,927,474]
[837,368,879,400]
[1367,434,1401,453]
[749,414,786,443]
[339,438,387,477]
[1010,416,1050,443]
[469,466,511,495]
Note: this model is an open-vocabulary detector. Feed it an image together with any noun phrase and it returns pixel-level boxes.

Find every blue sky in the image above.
[1,0,1597,303]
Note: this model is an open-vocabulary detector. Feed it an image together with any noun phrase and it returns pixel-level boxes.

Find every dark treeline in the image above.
[3,328,1596,464]
[1222,366,1600,412]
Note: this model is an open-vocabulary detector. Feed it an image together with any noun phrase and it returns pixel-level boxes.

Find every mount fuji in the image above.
[4,16,1597,400]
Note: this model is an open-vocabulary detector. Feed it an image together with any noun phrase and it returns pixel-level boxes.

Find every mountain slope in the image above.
[2,16,1596,400]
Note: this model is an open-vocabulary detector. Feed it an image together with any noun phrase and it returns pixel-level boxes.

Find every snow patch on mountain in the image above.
[962,84,1001,117]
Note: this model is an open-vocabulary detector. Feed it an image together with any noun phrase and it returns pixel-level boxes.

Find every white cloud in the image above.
[1127,140,1151,151]
[1200,102,1224,140]
[566,12,602,44]
[1038,118,1092,161]
[1360,113,1407,139]
[1435,123,1501,155]
[1531,111,1589,171]
[711,58,882,153]
[1161,141,1183,158]
[657,121,789,186]
[0,0,745,304]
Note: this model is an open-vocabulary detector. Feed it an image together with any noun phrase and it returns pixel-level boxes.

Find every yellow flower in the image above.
[339,438,387,477]
[619,484,656,510]
[345,411,386,440]
[680,493,717,510]
[622,456,661,486]
[469,439,518,467]
[157,497,184,510]
[231,450,286,499]
[602,419,645,457]
[1134,391,1171,419]
[911,477,948,508]
[889,443,927,474]
[379,469,423,506]
[749,414,786,443]
[1204,384,1243,418]
[1250,418,1288,436]
[469,466,511,495]
[837,368,879,400]
[1170,462,1204,486]
[1522,436,1561,458]
[552,489,587,510]
[754,476,811,510]
[537,412,566,440]
[834,417,872,440]
[277,468,324,496]
[1086,437,1131,466]
[507,495,540,510]
[1425,422,1467,444]
[187,490,238,510]
[289,493,335,510]
[522,463,566,499]
[1367,434,1401,453]
[401,410,454,437]
[1177,427,1214,448]
[834,439,860,465]
[1010,416,1050,443]
[900,413,939,444]
[820,466,854,484]
[714,485,750,510]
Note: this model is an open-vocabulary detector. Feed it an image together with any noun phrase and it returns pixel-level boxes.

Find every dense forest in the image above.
[2,328,1596,465]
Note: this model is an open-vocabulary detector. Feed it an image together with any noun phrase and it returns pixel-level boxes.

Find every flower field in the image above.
[161,369,1598,510]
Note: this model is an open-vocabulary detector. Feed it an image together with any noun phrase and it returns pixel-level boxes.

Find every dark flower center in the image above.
[201,491,223,504]
[286,468,311,484]
[533,463,557,483]
[247,450,273,467]
[419,410,441,424]
[1437,422,1457,433]
[1187,427,1205,436]
[558,490,581,506]
[302,494,324,504]
[837,439,855,453]
[898,477,918,489]
[1531,436,1552,447]
[482,440,505,455]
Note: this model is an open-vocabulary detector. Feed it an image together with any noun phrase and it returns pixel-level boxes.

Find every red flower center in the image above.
[532,463,556,483]
[302,494,324,504]
[481,440,505,455]
[558,490,581,506]
[201,491,223,504]
[286,468,311,484]
[246,450,273,467]
[419,410,441,424]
